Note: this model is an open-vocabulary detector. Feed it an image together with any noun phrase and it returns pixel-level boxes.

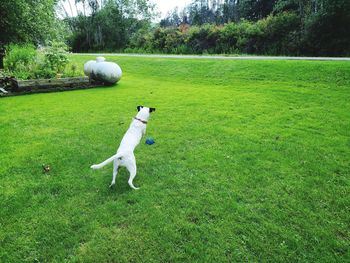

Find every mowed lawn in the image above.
[1,55,349,262]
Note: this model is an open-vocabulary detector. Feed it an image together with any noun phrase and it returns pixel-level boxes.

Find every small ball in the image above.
[145,138,155,145]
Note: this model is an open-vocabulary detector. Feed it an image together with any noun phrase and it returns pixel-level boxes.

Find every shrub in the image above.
[235,20,263,54]
[42,41,69,74]
[4,44,36,73]
[4,42,70,80]
[127,12,306,56]
[218,23,240,54]
[128,27,154,53]
[31,52,56,79]
[151,28,169,52]
[164,29,186,53]
[258,12,301,55]
[186,24,221,54]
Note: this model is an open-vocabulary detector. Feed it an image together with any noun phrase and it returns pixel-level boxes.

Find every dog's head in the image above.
[136,105,156,121]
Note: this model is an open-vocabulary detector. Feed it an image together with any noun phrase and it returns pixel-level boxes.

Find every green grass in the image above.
[1,55,349,262]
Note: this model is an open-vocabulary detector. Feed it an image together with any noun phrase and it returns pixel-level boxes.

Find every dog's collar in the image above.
[134,117,147,124]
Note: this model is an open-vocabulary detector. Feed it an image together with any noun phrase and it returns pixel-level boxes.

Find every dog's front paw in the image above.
[90,164,98,170]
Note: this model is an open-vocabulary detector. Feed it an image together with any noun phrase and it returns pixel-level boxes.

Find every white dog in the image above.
[90,106,156,189]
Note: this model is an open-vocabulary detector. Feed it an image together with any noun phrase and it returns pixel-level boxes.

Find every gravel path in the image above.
[76,53,350,61]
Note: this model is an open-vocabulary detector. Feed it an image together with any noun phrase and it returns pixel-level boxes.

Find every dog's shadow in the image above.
[105,169,136,195]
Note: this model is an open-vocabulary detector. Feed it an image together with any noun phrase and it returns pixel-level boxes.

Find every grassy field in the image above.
[1,55,349,262]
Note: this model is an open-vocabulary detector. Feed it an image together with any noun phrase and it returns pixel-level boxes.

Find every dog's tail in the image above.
[90,152,124,170]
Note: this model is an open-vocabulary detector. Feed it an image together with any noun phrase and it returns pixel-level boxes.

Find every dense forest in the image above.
[134,0,350,56]
[0,0,350,56]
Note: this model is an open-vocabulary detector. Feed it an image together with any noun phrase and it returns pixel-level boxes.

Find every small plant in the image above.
[42,41,69,74]
[71,64,77,74]
[63,63,81,77]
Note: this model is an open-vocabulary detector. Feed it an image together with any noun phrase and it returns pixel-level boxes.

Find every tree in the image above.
[222,0,237,23]
[303,0,350,55]
[160,8,182,27]
[238,0,277,21]
[0,0,66,68]
[0,0,61,45]
[64,0,156,52]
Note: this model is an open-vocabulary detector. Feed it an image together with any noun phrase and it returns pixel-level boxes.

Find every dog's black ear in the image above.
[137,105,143,112]
[149,107,156,113]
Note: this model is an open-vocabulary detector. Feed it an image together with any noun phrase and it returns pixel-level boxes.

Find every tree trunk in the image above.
[0,55,3,69]
[0,46,5,69]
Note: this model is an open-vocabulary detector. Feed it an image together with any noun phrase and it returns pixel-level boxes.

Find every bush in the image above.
[151,28,169,52]
[218,23,240,54]
[234,20,263,54]
[164,29,186,53]
[126,12,305,56]
[4,42,71,80]
[43,41,69,74]
[186,24,221,54]
[258,12,301,55]
[4,44,36,77]
[128,26,154,53]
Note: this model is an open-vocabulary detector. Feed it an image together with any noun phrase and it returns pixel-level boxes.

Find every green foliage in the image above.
[31,53,57,79]
[4,42,71,80]
[238,0,278,21]
[65,63,80,77]
[154,0,350,56]
[2,0,349,56]
[43,42,69,74]
[127,25,155,53]
[129,12,302,55]
[257,12,301,55]
[0,0,63,46]
[3,44,36,72]
[186,24,221,54]
[302,0,350,56]
[232,20,263,54]
[66,0,155,52]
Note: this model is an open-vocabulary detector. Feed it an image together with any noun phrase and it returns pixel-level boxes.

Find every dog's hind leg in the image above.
[126,155,139,190]
[110,159,119,188]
